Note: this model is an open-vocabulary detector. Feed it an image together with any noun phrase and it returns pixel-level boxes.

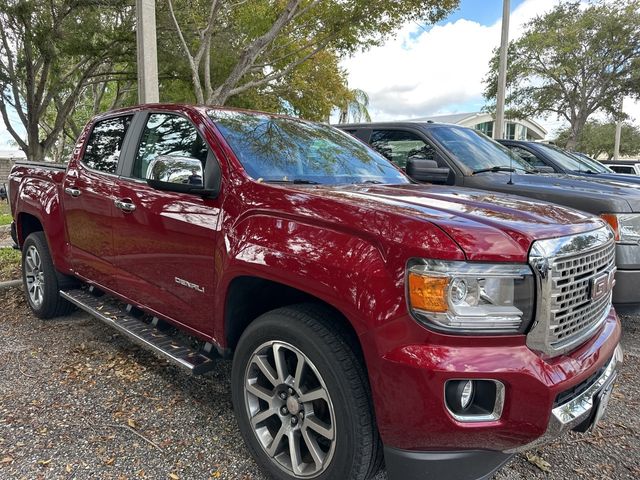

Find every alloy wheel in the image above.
[244,340,336,478]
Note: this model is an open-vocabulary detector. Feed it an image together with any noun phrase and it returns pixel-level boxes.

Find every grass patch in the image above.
[0,202,11,226]
[0,247,21,281]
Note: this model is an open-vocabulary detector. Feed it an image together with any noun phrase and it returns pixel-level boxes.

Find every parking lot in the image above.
[0,285,637,479]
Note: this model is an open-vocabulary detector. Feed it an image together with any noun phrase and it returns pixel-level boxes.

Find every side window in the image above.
[132,113,209,179]
[82,116,132,174]
[507,145,547,168]
[370,130,436,169]
[612,166,634,174]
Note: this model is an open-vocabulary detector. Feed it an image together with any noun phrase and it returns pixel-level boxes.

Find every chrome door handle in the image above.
[114,199,136,213]
[64,187,81,197]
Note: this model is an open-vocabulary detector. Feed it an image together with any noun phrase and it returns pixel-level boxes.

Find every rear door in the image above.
[111,111,222,336]
[63,115,133,290]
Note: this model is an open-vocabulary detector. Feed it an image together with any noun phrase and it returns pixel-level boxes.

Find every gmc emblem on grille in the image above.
[589,269,616,301]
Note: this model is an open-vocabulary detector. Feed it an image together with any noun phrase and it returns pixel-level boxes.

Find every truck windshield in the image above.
[209,110,409,185]
[533,143,588,172]
[427,126,534,173]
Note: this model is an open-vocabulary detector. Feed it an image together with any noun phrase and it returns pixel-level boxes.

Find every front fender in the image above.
[219,213,405,336]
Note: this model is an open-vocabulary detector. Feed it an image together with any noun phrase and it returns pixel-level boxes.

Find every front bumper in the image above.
[613,269,640,306]
[506,343,623,453]
[363,304,621,480]
[613,243,640,306]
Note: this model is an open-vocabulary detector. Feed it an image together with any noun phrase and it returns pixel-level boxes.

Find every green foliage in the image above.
[160,0,459,109]
[0,0,136,161]
[484,0,640,147]
[555,120,640,159]
[0,201,10,226]
[0,247,20,281]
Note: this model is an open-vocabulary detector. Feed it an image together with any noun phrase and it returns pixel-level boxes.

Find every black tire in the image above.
[231,303,382,480]
[21,232,75,318]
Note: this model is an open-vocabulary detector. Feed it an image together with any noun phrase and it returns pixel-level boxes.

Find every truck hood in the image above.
[305,183,604,262]
[467,172,640,213]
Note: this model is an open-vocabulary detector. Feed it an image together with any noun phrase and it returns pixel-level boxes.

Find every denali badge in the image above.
[589,269,616,301]
[175,277,205,293]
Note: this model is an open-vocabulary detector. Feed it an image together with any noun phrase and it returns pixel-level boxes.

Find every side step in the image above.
[60,288,216,375]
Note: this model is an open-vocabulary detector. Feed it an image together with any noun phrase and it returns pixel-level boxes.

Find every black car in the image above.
[337,121,640,308]
[497,139,640,186]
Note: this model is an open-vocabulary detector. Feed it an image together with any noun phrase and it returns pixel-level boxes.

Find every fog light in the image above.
[445,379,504,422]
[460,380,474,409]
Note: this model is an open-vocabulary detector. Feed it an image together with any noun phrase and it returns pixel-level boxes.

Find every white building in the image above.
[409,112,547,141]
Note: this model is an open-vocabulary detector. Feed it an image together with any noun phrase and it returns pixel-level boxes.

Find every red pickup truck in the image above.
[8,104,622,480]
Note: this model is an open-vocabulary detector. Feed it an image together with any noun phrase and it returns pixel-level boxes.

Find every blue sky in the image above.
[342,0,640,137]
[438,0,527,26]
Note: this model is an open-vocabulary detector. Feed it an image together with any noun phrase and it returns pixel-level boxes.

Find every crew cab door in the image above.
[111,111,222,336]
[63,115,133,290]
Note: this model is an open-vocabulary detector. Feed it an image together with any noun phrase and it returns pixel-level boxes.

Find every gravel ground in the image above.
[0,287,638,480]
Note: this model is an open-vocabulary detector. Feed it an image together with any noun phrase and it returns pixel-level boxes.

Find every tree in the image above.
[484,0,640,149]
[555,120,640,159]
[0,0,135,162]
[338,88,371,124]
[164,0,458,106]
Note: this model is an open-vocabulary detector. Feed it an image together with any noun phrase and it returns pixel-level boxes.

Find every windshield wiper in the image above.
[264,179,321,185]
[358,180,384,184]
[472,166,516,174]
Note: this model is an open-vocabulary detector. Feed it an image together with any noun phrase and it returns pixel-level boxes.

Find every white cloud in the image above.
[341,0,640,137]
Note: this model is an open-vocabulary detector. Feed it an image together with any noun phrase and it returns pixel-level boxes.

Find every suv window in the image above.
[610,165,635,174]
[132,113,209,179]
[506,145,547,169]
[370,130,435,169]
[82,116,132,174]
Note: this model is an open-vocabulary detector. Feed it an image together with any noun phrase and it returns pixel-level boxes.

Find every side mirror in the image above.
[536,165,555,173]
[406,157,451,184]
[146,155,217,196]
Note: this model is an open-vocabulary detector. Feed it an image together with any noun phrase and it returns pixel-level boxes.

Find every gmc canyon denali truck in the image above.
[9,105,622,480]
[339,122,640,309]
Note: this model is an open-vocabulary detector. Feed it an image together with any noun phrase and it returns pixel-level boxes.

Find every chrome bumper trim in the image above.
[506,344,623,453]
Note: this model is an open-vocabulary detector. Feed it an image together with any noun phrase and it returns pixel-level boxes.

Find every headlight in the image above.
[407,259,535,334]
[601,214,640,244]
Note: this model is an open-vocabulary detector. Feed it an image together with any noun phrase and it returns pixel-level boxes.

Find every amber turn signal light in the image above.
[600,214,620,241]
[408,272,449,312]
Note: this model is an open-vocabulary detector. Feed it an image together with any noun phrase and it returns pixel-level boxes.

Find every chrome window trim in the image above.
[527,226,615,357]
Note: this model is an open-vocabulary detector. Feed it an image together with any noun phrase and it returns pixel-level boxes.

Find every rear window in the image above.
[82,116,132,174]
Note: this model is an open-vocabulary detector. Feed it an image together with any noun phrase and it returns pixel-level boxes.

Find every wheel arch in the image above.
[223,275,363,361]
[17,212,44,247]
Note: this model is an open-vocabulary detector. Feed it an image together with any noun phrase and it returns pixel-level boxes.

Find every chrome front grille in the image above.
[528,226,616,357]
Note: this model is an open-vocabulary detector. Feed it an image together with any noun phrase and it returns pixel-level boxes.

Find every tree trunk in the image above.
[566,113,589,151]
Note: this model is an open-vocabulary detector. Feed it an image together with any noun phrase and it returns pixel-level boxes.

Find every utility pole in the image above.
[136,0,159,104]
[494,0,510,140]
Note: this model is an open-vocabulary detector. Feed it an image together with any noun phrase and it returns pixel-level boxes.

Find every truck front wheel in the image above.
[231,304,381,480]
[22,232,74,318]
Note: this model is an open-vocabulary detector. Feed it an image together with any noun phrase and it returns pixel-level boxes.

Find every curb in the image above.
[0,279,21,290]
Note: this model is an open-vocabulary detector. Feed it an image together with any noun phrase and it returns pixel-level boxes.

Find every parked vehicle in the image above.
[9,105,622,480]
[601,160,640,176]
[497,139,640,186]
[338,122,640,308]
[571,151,607,167]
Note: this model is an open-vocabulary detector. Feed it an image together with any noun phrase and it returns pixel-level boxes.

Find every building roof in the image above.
[406,111,547,140]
